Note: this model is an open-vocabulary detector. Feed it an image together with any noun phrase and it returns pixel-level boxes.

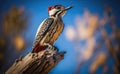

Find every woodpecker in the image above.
[32,5,72,53]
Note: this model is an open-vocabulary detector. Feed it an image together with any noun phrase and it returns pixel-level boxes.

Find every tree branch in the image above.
[5,49,66,74]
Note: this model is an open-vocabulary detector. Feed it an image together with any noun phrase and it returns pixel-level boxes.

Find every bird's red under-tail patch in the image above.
[32,44,47,53]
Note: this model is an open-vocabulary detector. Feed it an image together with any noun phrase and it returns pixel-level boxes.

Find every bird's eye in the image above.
[56,6,61,9]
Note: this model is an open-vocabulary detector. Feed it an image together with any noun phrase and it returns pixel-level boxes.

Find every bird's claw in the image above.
[43,43,56,51]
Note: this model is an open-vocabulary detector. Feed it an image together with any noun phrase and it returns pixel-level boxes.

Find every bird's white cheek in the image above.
[49,9,58,16]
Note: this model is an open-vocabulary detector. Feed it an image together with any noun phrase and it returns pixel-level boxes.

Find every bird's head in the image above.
[48,5,72,17]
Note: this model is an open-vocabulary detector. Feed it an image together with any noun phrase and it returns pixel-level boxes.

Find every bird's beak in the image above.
[59,6,72,17]
[64,6,73,11]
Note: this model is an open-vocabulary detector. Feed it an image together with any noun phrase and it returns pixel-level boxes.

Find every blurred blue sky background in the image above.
[0,0,120,74]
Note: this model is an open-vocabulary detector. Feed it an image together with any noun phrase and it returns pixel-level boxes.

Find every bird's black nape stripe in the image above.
[53,10,61,17]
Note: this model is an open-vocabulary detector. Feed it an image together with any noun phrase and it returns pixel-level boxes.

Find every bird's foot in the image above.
[44,43,54,50]
[43,43,58,51]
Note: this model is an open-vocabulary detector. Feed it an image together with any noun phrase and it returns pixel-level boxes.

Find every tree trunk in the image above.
[5,48,66,74]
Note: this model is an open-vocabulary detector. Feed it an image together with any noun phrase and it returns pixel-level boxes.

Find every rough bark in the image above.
[5,48,66,74]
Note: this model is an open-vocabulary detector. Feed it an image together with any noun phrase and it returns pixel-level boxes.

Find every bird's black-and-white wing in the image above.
[32,18,54,50]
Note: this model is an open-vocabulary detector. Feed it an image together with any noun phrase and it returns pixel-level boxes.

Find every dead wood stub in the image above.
[5,49,66,74]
